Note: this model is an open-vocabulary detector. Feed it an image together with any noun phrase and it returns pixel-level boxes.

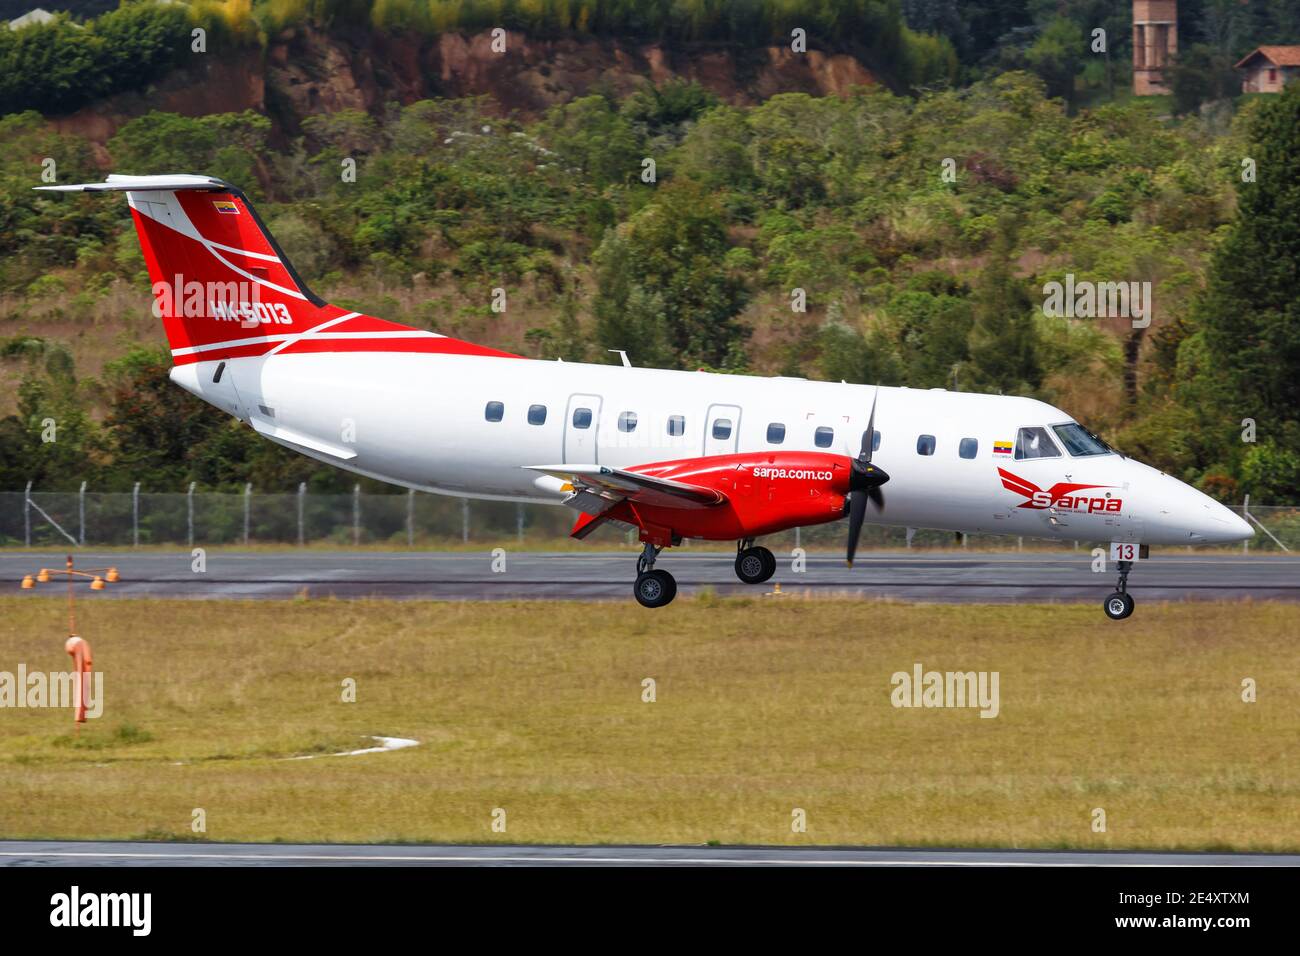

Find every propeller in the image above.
[846,388,890,567]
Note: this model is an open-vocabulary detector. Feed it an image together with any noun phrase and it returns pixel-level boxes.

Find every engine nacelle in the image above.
[616,451,853,544]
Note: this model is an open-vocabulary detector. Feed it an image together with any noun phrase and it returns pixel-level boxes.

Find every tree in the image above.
[965,222,1041,395]
[1190,83,1300,498]
[887,287,973,388]
[100,347,229,490]
[592,182,749,369]
[0,344,99,491]
[541,95,645,187]
[621,79,718,138]
[1168,44,1239,116]
[1021,17,1084,111]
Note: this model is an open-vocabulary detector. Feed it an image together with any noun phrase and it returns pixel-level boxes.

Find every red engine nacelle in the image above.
[593,451,853,546]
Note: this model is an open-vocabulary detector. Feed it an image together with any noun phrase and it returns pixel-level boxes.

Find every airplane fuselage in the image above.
[170,351,1251,548]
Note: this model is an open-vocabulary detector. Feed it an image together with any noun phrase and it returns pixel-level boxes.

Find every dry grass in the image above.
[0,596,1297,850]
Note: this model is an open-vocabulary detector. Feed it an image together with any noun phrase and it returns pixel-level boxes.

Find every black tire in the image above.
[1103,591,1135,620]
[735,547,775,584]
[634,569,677,608]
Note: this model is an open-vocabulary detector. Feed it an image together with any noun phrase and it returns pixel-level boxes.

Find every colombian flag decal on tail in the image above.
[213,199,239,214]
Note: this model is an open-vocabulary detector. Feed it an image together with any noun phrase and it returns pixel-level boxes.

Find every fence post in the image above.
[78,480,86,546]
[1242,494,1250,554]
[24,479,31,547]
[186,481,196,548]
[407,488,415,547]
[516,502,524,543]
[353,484,361,546]
[461,498,469,544]
[297,482,306,547]
[132,482,140,548]
[243,482,252,546]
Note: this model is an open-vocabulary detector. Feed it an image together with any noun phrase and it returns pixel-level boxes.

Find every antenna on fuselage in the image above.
[608,350,632,368]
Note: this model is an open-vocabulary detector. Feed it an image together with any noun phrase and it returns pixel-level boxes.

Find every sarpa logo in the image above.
[50,886,151,936]
[997,468,1122,514]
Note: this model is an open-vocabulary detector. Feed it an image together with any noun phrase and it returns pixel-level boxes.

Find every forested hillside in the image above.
[1,1,1298,503]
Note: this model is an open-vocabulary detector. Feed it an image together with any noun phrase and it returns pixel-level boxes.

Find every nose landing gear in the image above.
[1103,559,1135,620]
[633,543,677,608]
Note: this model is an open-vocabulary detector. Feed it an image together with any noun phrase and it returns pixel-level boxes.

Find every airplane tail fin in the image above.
[36,175,518,365]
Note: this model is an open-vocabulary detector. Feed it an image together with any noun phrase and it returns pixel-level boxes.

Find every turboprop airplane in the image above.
[36,175,1254,618]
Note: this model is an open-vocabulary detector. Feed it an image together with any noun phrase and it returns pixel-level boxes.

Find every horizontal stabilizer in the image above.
[35,174,231,193]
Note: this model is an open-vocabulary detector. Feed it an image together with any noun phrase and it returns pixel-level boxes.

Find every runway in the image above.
[2,840,1297,867]
[2,550,1296,603]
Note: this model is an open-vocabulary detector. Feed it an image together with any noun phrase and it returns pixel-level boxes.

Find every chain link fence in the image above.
[1,488,1295,552]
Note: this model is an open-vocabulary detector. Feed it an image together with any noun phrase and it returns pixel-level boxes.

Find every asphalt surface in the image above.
[2,841,1296,867]
[2,550,1296,603]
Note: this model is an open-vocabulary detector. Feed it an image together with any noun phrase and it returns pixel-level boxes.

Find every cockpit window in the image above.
[1014,426,1061,460]
[1052,422,1112,457]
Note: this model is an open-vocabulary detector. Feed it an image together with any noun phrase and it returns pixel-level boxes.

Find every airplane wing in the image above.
[524,464,726,510]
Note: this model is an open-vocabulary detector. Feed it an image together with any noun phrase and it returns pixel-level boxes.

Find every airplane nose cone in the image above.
[1129,460,1256,546]
[1187,496,1254,544]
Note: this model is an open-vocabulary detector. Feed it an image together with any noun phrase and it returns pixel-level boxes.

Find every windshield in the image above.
[1052,422,1112,457]
[1014,426,1061,460]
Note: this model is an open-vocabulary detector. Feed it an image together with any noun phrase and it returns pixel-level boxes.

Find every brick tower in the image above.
[1133,0,1178,95]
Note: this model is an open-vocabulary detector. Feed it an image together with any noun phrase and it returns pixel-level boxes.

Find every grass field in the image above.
[0,596,1297,851]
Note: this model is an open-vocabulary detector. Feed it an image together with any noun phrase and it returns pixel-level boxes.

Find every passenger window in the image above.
[572,407,592,429]
[766,423,786,444]
[814,426,834,448]
[618,411,637,432]
[916,434,936,456]
[863,429,881,452]
[667,415,685,437]
[1014,426,1061,460]
[485,401,504,422]
[712,418,732,440]
[527,404,547,426]
[959,437,978,459]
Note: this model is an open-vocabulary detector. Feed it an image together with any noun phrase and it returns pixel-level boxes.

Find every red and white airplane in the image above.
[38,175,1253,618]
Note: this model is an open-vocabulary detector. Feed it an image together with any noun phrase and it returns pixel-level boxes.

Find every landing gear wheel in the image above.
[1103,591,1135,620]
[634,569,677,608]
[735,546,776,584]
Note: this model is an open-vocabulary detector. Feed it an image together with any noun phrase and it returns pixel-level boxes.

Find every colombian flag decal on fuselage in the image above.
[213,199,239,214]
[993,441,1013,456]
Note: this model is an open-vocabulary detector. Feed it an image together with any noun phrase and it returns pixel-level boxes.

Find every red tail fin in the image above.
[37,175,519,365]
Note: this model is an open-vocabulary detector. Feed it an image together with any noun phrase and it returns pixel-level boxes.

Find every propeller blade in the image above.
[846,490,867,566]
[848,387,886,565]
[861,387,879,462]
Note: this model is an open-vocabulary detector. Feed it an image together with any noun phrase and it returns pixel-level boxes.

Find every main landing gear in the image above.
[1103,560,1135,620]
[633,543,677,609]
[632,538,778,608]
[734,538,776,585]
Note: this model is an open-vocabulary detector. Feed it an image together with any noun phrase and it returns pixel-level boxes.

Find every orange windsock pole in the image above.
[19,556,117,728]
[65,635,93,724]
